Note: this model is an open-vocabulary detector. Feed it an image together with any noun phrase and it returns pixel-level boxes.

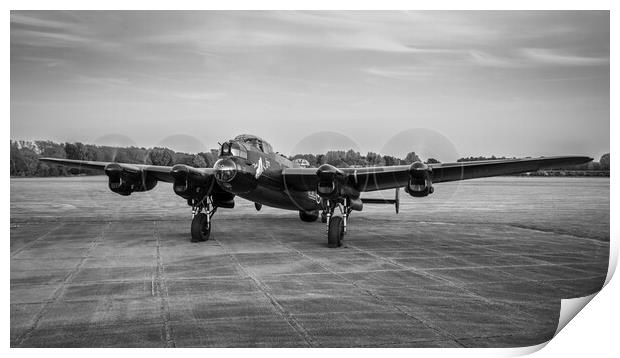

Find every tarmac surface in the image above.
[10,176,610,347]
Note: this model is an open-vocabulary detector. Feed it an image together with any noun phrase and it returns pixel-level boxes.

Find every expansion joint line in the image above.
[153,221,176,348]
[14,222,109,347]
[211,236,316,348]
[11,223,65,258]
[346,243,539,330]
[269,234,465,347]
[347,243,495,303]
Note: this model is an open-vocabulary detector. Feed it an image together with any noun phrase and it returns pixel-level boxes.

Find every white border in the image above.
[5,1,616,357]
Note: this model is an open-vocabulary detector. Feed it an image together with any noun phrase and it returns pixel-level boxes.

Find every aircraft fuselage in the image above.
[213,135,319,212]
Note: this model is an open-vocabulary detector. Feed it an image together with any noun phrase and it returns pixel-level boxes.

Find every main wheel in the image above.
[327,216,344,248]
[191,213,211,242]
[320,211,327,223]
[299,210,319,222]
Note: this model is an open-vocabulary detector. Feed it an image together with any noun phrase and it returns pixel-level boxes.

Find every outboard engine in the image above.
[405,161,434,197]
[104,163,157,196]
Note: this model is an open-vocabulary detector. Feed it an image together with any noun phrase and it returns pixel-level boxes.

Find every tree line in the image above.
[9,140,610,177]
[10,140,219,177]
[457,154,610,171]
[289,150,430,168]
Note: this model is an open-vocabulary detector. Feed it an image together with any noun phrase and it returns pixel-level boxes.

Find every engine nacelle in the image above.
[316,164,360,200]
[104,163,157,196]
[317,179,340,198]
[316,164,343,199]
[405,161,434,197]
[171,164,214,200]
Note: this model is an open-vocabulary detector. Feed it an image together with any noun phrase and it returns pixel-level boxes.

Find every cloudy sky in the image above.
[10,11,609,160]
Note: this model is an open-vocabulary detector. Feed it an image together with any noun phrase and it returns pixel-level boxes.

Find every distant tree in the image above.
[9,139,452,177]
[315,154,325,166]
[18,140,37,152]
[114,146,146,164]
[383,155,399,166]
[600,153,610,171]
[35,140,65,158]
[190,154,207,168]
[93,146,108,162]
[149,147,175,166]
[82,145,98,161]
[365,152,383,166]
[174,153,193,166]
[426,158,441,164]
[64,142,85,160]
[10,141,27,176]
[198,151,218,167]
[344,149,363,166]
[19,144,40,176]
[113,149,132,163]
[403,152,421,164]
[325,151,348,167]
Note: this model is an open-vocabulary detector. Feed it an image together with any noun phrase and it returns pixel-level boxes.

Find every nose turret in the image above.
[213,157,258,194]
[214,158,237,183]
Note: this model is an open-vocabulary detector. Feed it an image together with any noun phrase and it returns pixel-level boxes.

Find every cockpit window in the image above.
[232,135,272,154]
[220,142,231,156]
[231,145,247,159]
[221,141,247,159]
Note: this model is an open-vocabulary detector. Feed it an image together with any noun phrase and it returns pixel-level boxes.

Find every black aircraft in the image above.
[40,134,592,248]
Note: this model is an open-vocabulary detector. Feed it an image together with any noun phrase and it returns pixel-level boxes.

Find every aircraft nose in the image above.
[214,158,238,183]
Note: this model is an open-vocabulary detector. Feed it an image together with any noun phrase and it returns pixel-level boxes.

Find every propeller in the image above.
[286,131,362,210]
[379,128,462,209]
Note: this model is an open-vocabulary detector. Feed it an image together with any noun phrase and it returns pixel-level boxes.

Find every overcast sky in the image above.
[10,11,609,161]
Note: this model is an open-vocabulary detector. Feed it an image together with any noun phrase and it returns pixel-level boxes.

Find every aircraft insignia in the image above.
[254,157,269,179]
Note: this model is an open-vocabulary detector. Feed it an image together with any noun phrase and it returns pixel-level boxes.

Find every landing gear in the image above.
[191,213,211,242]
[327,216,344,247]
[189,196,216,242]
[320,211,327,223]
[324,199,352,248]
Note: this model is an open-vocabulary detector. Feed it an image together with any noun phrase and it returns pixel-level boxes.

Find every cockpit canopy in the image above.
[233,134,273,154]
[219,134,273,159]
[220,141,248,159]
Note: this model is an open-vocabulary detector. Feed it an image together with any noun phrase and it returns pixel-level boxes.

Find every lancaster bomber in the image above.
[40,134,592,248]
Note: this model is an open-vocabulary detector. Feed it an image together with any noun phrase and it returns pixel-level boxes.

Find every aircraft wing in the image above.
[282,156,593,192]
[429,156,593,184]
[39,157,180,182]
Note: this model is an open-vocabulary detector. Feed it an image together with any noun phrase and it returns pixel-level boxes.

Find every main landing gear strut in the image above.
[190,196,217,242]
[323,199,353,248]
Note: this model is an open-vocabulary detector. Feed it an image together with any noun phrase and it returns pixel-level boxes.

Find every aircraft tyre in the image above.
[191,213,211,242]
[321,212,327,223]
[327,216,344,248]
[299,210,319,222]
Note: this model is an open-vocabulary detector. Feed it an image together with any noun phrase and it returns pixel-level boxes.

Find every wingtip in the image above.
[580,156,594,163]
